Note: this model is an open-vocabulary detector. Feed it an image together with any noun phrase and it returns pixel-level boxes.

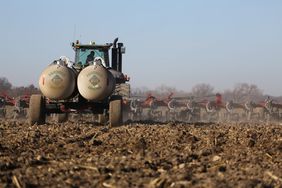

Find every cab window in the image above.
[75,48,106,65]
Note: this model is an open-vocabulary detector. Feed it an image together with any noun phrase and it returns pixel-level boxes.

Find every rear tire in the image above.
[0,108,5,118]
[29,94,46,125]
[98,114,107,125]
[3,108,6,118]
[115,83,130,99]
[109,96,123,127]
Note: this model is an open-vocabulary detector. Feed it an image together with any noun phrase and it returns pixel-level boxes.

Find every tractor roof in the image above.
[72,41,112,50]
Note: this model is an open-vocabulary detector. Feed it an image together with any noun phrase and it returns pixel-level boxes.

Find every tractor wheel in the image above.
[2,108,6,118]
[115,83,130,99]
[109,96,123,127]
[98,114,107,125]
[55,113,69,123]
[29,94,46,125]
[0,109,3,118]
[24,108,29,118]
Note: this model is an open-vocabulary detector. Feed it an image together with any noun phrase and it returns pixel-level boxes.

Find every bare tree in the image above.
[9,84,40,97]
[222,89,234,101]
[131,87,149,97]
[0,77,12,93]
[155,85,177,96]
[191,83,214,98]
[232,83,263,102]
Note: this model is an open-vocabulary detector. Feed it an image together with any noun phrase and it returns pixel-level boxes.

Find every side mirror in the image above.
[120,47,126,54]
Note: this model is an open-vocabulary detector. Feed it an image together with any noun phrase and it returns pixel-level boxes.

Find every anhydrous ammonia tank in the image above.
[39,64,77,100]
[77,64,115,101]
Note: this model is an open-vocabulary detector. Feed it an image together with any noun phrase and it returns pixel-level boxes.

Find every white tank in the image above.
[77,64,115,101]
[39,64,77,100]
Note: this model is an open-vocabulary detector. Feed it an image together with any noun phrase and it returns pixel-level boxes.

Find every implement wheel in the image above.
[29,94,46,125]
[109,96,123,127]
[55,113,68,123]
[98,114,107,125]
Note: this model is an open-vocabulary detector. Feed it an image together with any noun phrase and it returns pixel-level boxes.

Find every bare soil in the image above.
[0,119,281,188]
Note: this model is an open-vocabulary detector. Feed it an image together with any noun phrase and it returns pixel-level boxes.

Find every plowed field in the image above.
[0,120,281,187]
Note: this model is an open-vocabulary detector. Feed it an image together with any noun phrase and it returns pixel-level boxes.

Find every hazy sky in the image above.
[0,0,281,95]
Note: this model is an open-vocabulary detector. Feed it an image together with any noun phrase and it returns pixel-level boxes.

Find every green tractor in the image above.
[29,38,130,126]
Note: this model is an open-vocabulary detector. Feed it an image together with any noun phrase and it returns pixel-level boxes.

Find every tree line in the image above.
[0,77,39,97]
[132,83,282,103]
[1,76,281,102]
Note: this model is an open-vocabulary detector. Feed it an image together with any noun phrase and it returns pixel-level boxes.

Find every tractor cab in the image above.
[73,42,111,68]
[72,38,125,73]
